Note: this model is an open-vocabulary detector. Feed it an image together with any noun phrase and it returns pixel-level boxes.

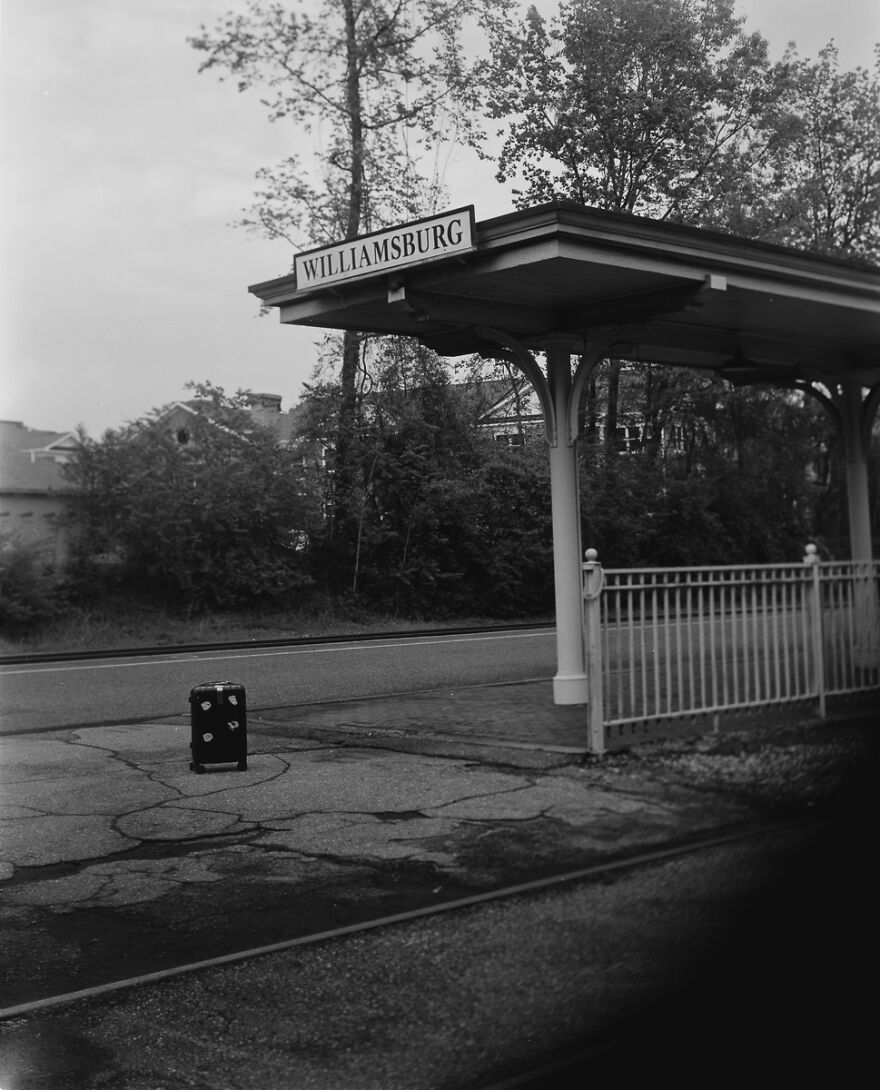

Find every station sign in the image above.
[294,206,476,292]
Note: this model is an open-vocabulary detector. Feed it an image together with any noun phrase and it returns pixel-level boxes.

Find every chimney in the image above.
[247,393,283,413]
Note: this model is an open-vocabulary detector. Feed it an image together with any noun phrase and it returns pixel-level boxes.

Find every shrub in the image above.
[0,534,62,635]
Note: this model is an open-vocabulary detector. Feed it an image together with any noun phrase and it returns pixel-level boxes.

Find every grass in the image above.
[0,600,549,657]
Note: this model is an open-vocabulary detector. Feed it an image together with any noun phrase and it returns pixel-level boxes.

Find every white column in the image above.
[839,380,874,562]
[546,343,588,704]
[835,380,879,667]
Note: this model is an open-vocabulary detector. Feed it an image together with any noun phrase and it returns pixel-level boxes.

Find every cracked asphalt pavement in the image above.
[1,684,877,1088]
[0,700,762,1008]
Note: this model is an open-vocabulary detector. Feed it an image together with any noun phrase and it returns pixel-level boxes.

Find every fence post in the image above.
[582,548,605,754]
[804,543,826,719]
[851,560,880,671]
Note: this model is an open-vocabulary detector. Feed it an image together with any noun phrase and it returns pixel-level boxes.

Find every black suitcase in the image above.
[189,682,248,773]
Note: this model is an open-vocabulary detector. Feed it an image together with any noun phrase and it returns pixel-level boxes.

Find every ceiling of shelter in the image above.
[250,201,880,387]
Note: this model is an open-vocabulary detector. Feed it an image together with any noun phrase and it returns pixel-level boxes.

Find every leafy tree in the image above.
[579,369,842,566]
[189,0,489,544]
[706,44,880,263]
[295,342,554,617]
[318,343,482,612]
[479,0,877,567]
[61,384,319,611]
[469,438,555,615]
[480,0,778,470]
[485,0,776,221]
[0,533,62,635]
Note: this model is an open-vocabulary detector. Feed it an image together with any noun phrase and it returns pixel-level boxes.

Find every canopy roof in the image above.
[250,201,880,386]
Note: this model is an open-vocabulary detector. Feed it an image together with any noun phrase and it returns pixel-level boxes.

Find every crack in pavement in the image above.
[67,735,153,777]
[4,852,232,911]
[1,729,702,913]
[254,810,462,867]
[114,802,258,843]
[3,828,266,884]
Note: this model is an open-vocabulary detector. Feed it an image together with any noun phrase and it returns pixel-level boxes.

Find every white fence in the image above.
[582,545,880,753]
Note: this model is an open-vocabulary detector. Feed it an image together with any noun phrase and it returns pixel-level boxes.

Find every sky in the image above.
[1,0,878,438]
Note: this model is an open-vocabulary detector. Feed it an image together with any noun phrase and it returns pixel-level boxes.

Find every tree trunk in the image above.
[342,0,365,240]
[332,0,366,555]
[606,360,622,453]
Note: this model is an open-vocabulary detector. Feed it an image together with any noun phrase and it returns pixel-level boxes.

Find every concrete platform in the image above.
[1,680,876,1088]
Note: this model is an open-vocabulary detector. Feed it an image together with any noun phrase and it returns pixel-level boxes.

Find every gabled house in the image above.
[0,421,79,561]
[151,393,302,450]
[471,371,686,454]
[471,378,544,445]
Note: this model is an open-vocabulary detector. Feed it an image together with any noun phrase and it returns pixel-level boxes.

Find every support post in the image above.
[582,548,605,752]
[838,379,874,563]
[804,543,826,719]
[801,379,879,669]
[834,381,880,665]
[800,377,878,563]
[546,342,588,704]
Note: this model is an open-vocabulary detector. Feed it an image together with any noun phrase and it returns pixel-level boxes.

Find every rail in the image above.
[582,545,880,753]
[0,621,555,667]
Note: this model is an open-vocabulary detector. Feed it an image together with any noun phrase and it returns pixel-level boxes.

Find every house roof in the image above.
[0,421,77,495]
[150,398,302,447]
[250,200,880,388]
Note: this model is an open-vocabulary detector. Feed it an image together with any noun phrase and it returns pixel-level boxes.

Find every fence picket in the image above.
[585,548,880,751]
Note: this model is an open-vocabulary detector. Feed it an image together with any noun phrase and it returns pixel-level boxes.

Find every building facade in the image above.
[0,421,79,561]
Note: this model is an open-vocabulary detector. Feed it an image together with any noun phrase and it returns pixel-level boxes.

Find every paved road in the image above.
[0,628,557,734]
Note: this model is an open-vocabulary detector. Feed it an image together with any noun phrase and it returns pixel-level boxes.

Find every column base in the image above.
[552,674,589,705]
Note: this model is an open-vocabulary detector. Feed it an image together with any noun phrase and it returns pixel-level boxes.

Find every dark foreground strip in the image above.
[470,1046,614,1090]
[0,622,554,666]
[0,822,799,1022]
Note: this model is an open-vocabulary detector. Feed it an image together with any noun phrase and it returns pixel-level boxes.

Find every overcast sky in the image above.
[1,0,878,437]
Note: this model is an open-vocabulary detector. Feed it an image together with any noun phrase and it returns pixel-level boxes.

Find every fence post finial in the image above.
[804,542,820,565]
[582,548,604,600]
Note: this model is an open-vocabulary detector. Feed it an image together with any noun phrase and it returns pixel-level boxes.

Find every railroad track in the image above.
[0,621,555,667]
[0,818,811,1023]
